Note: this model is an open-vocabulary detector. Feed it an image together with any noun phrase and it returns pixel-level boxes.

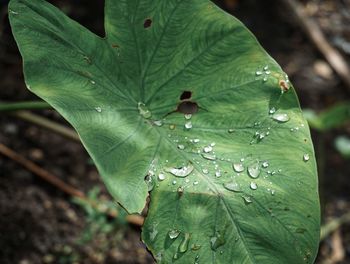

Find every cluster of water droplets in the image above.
[250,121,271,144]
[255,65,271,82]
[143,85,313,260]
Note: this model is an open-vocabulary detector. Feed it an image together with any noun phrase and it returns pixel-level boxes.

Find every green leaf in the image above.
[335,136,350,158]
[304,102,350,131]
[9,0,320,263]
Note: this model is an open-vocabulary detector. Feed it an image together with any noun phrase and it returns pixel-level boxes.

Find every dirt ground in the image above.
[1,0,350,263]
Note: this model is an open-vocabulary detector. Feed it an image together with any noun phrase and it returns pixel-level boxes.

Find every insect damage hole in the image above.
[180,91,192,100]
[177,101,198,115]
[143,18,152,28]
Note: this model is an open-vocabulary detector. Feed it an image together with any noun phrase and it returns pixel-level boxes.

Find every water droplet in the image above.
[154,120,163,127]
[83,56,92,64]
[203,146,213,153]
[95,107,102,113]
[202,168,209,174]
[155,252,162,262]
[262,161,269,168]
[158,173,166,181]
[303,154,310,162]
[185,121,192,129]
[178,233,191,253]
[172,180,177,185]
[215,171,222,177]
[193,138,200,143]
[258,133,265,140]
[193,181,199,185]
[269,107,276,114]
[165,164,194,177]
[145,175,155,191]
[263,77,268,82]
[271,189,275,195]
[201,153,216,161]
[90,80,96,85]
[169,124,175,130]
[223,180,241,192]
[272,113,290,123]
[210,231,226,251]
[265,70,271,75]
[228,128,235,133]
[168,229,180,239]
[256,70,263,76]
[149,223,158,241]
[233,163,244,173]
[9,9,19,15]
[138,102,152,119]
[250,182,257,190]
[248,162,260,178]
[263,65,269,71]
[296,227,307,234]
[184,114,192,120]
[178,144,185,150]
[242,195,253,204]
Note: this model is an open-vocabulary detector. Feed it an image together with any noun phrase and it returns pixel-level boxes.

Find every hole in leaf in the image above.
[180,91,192,100]
[144,18,152,28]
[177,101,198,114]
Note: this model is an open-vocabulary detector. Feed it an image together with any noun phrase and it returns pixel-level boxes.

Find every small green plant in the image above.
[304,103,350,158]
[72,187,127,245]
[9,0,320,263]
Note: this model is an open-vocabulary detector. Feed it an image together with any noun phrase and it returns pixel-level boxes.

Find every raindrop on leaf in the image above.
[178,233,191,253]
[303,154,310,162]
[262,161,269,168]
[184,114,192,120]
[272,113,290,123]
[250,182,257,190]
[138,102,152,119]
[168,229,181,240]
[242,195,253,204]
[248,162,260,178]
[203,146,213,153]
[185,121,193,129]
[233,162,244,173]
[210,231,226,251]
[223,180,241,192]
[158,173,166,181]
[165,164,194,177]
[269,107,276,114]
[201,153,216,161]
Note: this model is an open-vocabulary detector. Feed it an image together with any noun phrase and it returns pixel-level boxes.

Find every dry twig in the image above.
[0,143,144,226]
[282,0,350,91]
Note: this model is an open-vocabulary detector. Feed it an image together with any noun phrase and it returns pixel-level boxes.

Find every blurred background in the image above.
[1,0,350,263]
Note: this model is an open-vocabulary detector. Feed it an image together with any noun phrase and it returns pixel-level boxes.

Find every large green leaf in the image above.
[9,0,320,263]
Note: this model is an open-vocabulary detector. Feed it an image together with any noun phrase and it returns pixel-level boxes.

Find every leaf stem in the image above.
[10,110,80,142]
[0,101,51,112]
